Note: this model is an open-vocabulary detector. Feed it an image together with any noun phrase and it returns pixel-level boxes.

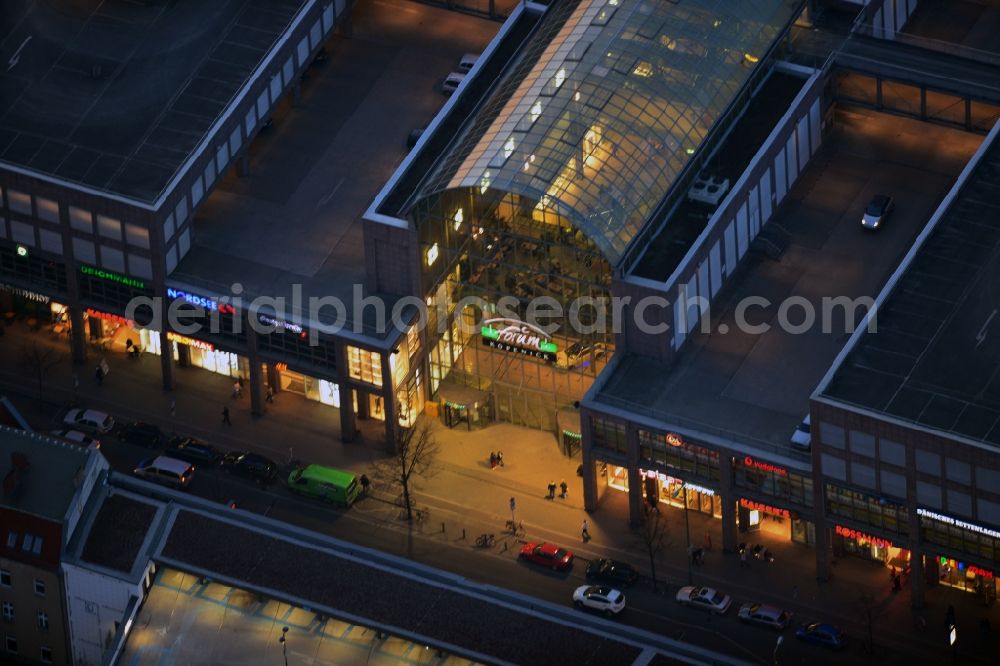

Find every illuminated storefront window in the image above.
[347,346,382,387]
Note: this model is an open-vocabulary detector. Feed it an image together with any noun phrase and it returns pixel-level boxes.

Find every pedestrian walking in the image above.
[94,365,104,386]
[490,452,497,469]
[703,532,712,551]
[559,479,568,498]
[169,397,176,418]
[547,480,557,499]
[360,474,371,495]
[233,380,242,399]
[496,450,504,467]
[265,385,274,403]
[222,406,232,425]
[740,550,749,568]
[581,519,590,541]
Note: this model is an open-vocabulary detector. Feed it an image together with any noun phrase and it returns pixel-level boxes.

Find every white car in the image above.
[675,586,732,614]
[572,585,626,615]
[50,429,101,451]
[63,408,115,434]
[458,53,480,72]
[738,602,791,630]
[790,415,811,451]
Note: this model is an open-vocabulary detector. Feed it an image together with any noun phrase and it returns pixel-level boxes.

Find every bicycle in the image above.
[413,508,429,524]
[475,533,496,548]
[505,519,524,535]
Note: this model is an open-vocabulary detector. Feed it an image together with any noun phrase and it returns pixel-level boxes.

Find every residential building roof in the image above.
[0,425,91,521]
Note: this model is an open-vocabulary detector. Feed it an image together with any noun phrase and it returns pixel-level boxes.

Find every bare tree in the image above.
[635,506,670,592]
[372,420,440,522]
[19,341,63,407]
[857,590,887,654]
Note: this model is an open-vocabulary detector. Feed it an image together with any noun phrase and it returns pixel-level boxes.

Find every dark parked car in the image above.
[585,558,639,586]
[165,438,222,466]
[117,422,163,448]
[796,622,846,650]
[861,194,894,230]
[221,451,278,484]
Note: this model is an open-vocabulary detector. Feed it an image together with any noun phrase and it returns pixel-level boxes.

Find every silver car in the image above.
[861,194,894,230]
[738,602,791,630]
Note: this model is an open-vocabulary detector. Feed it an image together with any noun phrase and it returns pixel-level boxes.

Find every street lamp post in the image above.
[683,483,693,585]
[279,626,289,666]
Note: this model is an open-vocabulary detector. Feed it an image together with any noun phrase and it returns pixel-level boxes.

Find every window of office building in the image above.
[5,635,16,654]
[7,190,31,215]
[40,646,52,664]
[591,417,627,455]
[125,223,150,249]
[826,484,908,536]
[639,430,720,480]
[2,602,13,622]
[97,215,122,241]
[347,347,382,387]
[36,197,59,223]
[255,319,336,369]
[69,206,93,233]
[735,457,813,507]
[37,612,47,631]
[919,513,1000,566]
[0,569,9,587]
[33,580,44,597]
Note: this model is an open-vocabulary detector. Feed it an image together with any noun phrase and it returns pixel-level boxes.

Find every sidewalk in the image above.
[1,319,996,663]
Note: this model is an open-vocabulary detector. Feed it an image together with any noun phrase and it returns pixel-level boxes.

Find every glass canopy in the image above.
[411,0,802,264]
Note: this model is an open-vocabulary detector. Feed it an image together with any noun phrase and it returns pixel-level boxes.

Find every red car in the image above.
[519,542,574,570]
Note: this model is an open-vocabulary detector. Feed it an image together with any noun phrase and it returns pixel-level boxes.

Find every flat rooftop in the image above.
[821,128,1000,446]
[170,0,499,330]
[158,510,641,665]
[0,0,307,203]
[595,108,983,459]
[80,492,157,574]
[632,69,807,281]
[0,425,90,521]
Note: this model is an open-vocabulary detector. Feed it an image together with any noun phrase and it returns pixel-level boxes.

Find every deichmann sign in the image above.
[917,508,1000,541]
[0,282,50,303]
[166,332,214,352]
[80,265,145,290]
[835,525,893,549]
[480,318,558,361]
[167,288,235,314]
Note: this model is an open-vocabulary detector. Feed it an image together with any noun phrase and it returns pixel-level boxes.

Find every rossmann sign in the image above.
[481,318,557,362]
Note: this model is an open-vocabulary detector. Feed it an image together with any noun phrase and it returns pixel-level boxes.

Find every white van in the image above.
[134,456,195,488]
[442,72,466,95]
[458,53,480,72]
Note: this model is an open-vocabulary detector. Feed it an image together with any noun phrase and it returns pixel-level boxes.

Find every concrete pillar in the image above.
[245,325,263,416]
[382,392,397,453]
[176,343,191,368]
[69,306,87,365]
[357,390,370,419]
[910,547,926,609]
[626,426,642,527]
[158,329,174,391]
[718,454,738,553]
[339,383,357,443]
[267,363,280,392]
[581,412,598,512]
[813,473,831,580]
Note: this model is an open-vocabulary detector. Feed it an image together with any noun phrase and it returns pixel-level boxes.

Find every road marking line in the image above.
[7,35,31,72]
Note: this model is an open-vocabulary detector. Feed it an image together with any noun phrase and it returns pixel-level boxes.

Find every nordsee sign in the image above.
[481,318,557,362]
[166,288,235,314]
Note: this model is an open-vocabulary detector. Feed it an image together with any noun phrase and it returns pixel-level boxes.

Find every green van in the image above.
[288,464,360,507]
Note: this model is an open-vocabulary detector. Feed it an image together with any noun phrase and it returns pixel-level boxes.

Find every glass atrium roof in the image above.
[412,0,801,264]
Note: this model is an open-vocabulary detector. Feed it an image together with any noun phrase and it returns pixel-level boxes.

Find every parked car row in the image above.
[440,52,479,95]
